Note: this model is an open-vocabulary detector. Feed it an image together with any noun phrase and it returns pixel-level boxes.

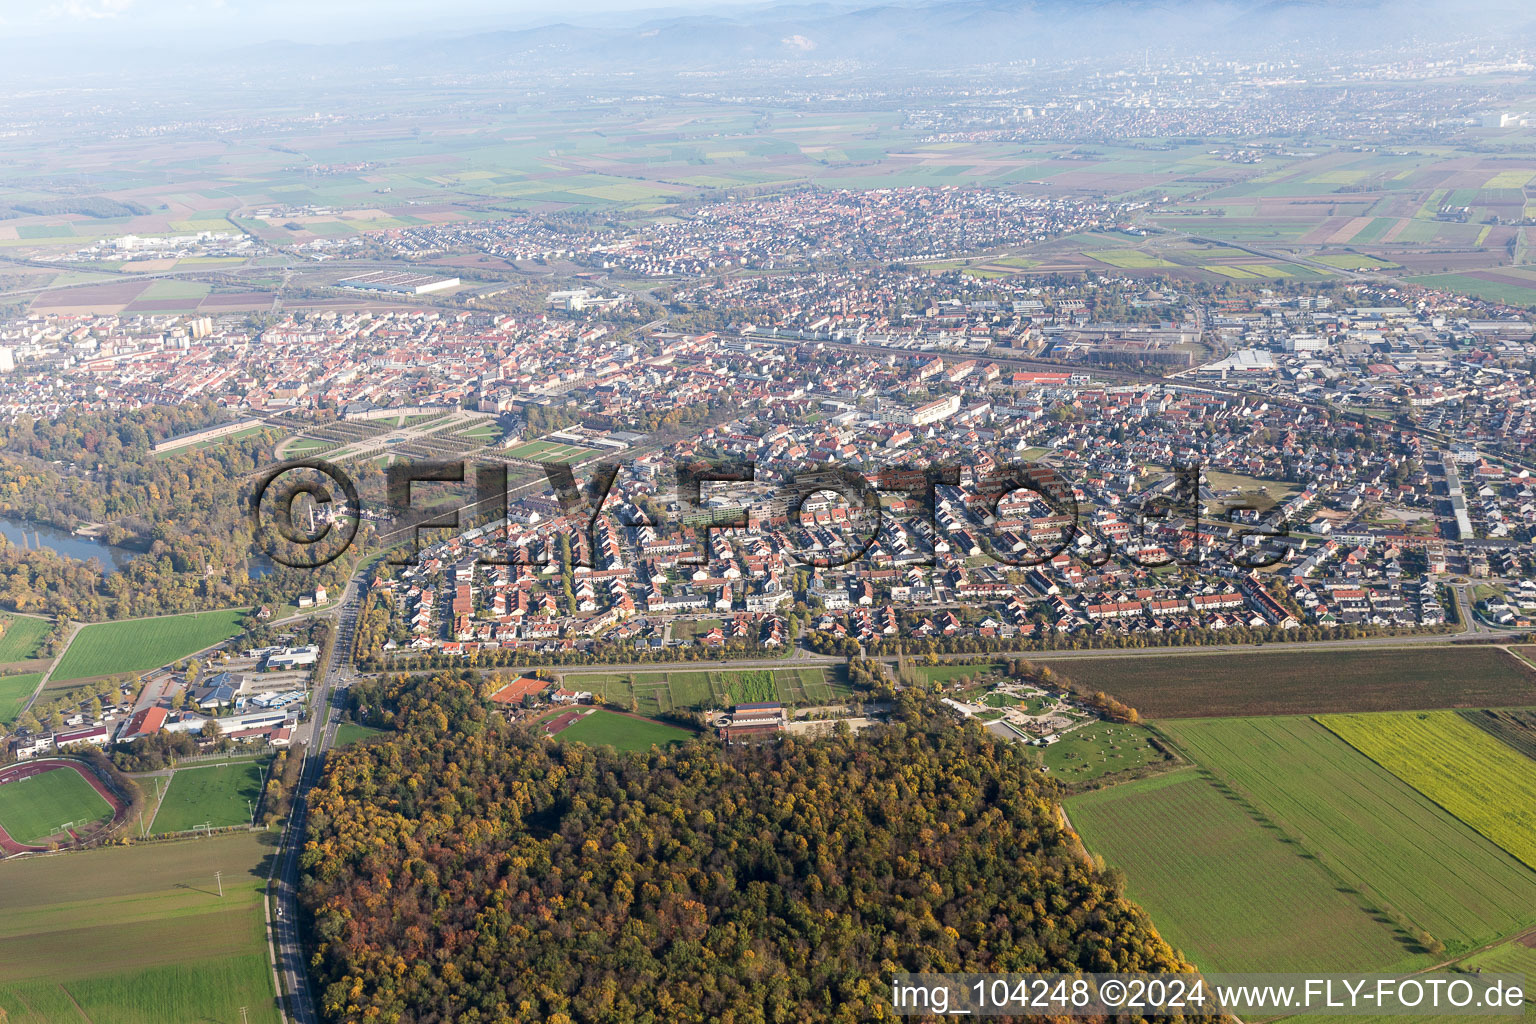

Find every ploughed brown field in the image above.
[1062,645,1536,718]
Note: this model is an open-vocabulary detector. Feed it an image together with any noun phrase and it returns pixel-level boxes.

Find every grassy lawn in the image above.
[916,662,1000,685]
[0,831,280,1023]
[1062,646,1536,719]
[1038,721,1165,784]
[553,709,696,752]
[0,616,49,663]
[334,722,389,747]
[150,759,266,834]
[558,667,834,712]
[1318,711,1536,871]
[53,608,248,682]
[0,766,114,845]
[0,673,42,727]
[1162,716,1536,956]
[1068,770,1424,973]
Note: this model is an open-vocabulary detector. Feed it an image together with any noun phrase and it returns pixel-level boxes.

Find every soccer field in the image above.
[52,608,248,682]
[0,766,114,845]
[0,831,280,1024]
[151,759,267,834]
[552,709,697,752]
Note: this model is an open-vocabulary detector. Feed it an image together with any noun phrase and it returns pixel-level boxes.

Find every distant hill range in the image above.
[313,0,1536,71]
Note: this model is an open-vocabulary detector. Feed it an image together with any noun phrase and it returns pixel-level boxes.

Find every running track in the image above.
[0,758,127,855]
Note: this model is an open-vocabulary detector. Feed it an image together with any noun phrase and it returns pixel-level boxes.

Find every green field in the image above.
[1313,253,1400,270]
[558,666,841,713]
[457,421,501,441]
[0,831,280,1024]
[53,608,248,682]
[916,662,1001,685]
[1038,721,1166,784]
[1459,708,1536,761]
[283,436,334,455]
[1405,273,1536,308]
[1161,716,1536,956]
[0,765,114,845]
[1463,936,1536,980]
[334,722,390,747]
[1086,249,1178,268]
[150,759,266,835]
[0,616,49,663]
[0,673,41,727]
[1067,770,1418,973]
[1318,712,1536,870]
[503,439,599,463]
[553,709,696,752]
[1061,646,1536,718]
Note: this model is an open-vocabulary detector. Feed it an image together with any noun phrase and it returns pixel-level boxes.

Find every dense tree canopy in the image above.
[300,674,1186,1023]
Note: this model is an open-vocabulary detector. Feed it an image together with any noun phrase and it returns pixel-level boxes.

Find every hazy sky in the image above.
[2,0,761,46]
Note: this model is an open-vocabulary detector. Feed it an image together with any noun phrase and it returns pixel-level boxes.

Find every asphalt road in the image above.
[265,573,362,1024]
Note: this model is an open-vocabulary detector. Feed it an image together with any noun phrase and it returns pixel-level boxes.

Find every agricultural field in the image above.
[52,608,248,682]
[0,767,114,845]
[1036,721,1168,785]
[1459,708,1536,761]
[1318,712,1536,870]
[0,616,50,663]
[558,666,842,713]
[1404,272,1536,309]
[1160,716,1536,956]
[150,759,267,835]
[550,709,697,752]
[1061,646,1536,719]
[0,831,280,1024]
[1462,935,1536,980]
[1085,249,1177,268]
[1312,253,1400,270]
[1067,770,1420,973]
[0,673,41,727]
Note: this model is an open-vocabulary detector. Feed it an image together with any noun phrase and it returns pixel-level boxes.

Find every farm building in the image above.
[718,702,786,744]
